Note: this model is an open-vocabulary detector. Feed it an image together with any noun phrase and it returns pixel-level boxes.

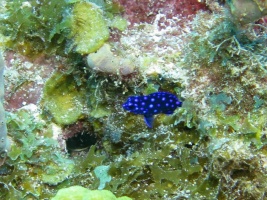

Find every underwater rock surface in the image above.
[228,0,267,24]
[0,0,267,199]
[87,44,136,75]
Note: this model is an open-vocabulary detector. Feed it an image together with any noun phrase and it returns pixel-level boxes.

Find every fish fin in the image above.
[144,115,154,128]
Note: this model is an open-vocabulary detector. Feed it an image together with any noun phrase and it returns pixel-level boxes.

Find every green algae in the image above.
[0,0,113,56]
[209,92,232,111]
[41,157,74,185]
[253,95,264,109]
[90,106,112,118]
[186,13,239,66]
[94,165,111,190]
[52,186,132,200]
[170,10,267,199]
[0,109,74,199]
[70,1,109,55]
[109,16,128,31]
[174,99,199,129]
[0,0,70,56]
[73,145,106,172]
[84,75,125,121]
[104,128,204,199]
[143,83,159,95]
[1,2,267,200]
[42,72,85,125]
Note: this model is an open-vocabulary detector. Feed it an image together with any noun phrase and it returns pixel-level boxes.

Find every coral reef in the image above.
[0,0,120,56]
[115,0,209,26]
[0,0,267,199]
[2,107,74,198]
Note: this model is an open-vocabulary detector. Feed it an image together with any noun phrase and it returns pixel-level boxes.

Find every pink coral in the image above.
[115,0,208,26]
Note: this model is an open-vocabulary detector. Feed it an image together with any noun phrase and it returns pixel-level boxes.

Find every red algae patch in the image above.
[115,0,209,26]
[4,52,60,111]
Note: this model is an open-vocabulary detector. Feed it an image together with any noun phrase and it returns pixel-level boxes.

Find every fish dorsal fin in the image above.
[144,115,154,128]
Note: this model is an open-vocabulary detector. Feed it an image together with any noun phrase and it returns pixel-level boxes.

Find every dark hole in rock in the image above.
[184,142,195,149]
[0,164,14,176]
[66,132,98,154]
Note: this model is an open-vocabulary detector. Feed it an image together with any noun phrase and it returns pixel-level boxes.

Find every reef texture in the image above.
[115,0,209,26]
[228,0,267,24]
[87,44,136,75]
[0,0,267,199]
[70,1,110,54]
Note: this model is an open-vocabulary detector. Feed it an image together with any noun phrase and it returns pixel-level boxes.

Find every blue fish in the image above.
[123,92,182,128]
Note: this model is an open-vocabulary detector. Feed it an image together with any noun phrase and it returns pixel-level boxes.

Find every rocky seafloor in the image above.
[0,0,267,199]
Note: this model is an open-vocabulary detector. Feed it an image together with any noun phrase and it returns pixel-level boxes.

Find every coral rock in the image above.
[115,0,208,25]
[228,0,267,24]
[87,44,135,75]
